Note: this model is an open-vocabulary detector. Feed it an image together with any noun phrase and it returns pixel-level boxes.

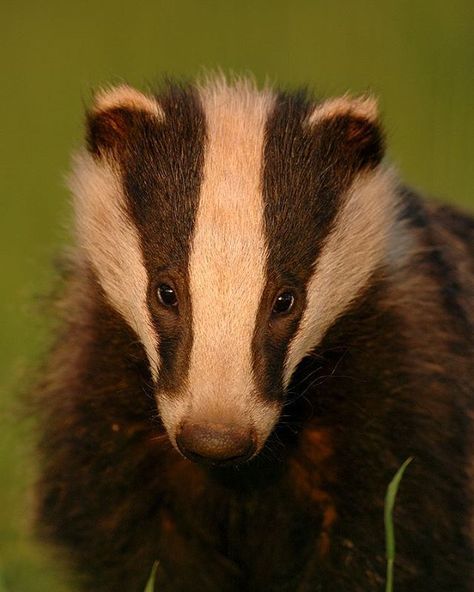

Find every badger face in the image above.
[71,78,400,466]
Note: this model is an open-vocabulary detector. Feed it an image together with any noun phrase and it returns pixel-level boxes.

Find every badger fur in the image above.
[35,77,474,591]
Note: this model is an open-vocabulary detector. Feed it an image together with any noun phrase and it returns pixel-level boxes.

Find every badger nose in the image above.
[176,421,256,466]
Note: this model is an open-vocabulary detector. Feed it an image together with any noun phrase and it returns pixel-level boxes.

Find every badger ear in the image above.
[86,84,163,157]
[308,95,384,169]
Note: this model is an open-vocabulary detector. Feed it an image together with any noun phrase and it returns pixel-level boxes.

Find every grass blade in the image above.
[384,457,413,592]
[144,561,158,592]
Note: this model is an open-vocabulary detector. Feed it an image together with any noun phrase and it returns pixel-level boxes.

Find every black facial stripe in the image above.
[262,90,375,276]
[254,89,378,401]
[121,84,205,267]
[118,84,206,392]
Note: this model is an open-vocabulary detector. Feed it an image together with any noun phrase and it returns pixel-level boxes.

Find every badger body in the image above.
[35,78,474,591]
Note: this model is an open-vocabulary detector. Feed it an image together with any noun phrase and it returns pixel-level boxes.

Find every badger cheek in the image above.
[154,392,190,449]
[250,399,282,452]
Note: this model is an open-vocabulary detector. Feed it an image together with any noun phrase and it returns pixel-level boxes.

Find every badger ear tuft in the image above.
[308,95,384,169]
[86,84,163,157]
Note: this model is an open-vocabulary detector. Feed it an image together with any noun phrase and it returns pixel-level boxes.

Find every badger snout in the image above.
[176,420,257,466]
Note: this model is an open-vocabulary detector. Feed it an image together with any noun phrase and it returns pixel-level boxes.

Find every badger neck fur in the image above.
[36,76,474,592]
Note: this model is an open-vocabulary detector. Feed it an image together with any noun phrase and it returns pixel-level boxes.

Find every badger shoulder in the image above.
[394,187,474,333]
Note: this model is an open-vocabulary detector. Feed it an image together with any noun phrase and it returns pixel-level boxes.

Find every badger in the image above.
[35,76,474,592]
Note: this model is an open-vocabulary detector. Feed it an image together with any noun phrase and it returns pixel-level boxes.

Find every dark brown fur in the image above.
[35,194,474,591]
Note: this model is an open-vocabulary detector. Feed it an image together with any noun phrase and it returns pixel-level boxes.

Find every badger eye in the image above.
[272,291,295,315]
[157,284,178,307]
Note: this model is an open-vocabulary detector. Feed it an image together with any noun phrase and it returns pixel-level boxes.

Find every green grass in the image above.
[0,572,8,592]
[145,561,158,592]
[384,458,413,592]
[144,562,158,592]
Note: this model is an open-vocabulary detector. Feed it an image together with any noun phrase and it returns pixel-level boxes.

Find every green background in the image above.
[1,1,473,589]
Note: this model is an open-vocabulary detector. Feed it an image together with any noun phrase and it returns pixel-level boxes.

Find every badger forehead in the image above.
[71,76,403,395]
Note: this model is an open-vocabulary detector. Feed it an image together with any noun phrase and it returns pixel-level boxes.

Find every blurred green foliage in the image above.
[0,1,472,589]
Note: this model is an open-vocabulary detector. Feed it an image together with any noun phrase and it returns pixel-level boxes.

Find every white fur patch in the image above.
[93,84,164,119]
[284,168,406,385]
[158,79,279,447]
[308,95,378,126]
[69,152,160,379]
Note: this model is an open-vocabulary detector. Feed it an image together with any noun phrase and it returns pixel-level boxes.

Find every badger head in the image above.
[70,77,402,466]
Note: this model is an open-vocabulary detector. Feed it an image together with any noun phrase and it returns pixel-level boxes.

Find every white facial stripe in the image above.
[93,84,164,119]
[309,95,378,126]
[284,168,402,385]
[69,152,160,379]
[181,81,276,439]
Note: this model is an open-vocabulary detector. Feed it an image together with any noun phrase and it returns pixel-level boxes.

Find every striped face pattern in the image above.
[70,78,402,459]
